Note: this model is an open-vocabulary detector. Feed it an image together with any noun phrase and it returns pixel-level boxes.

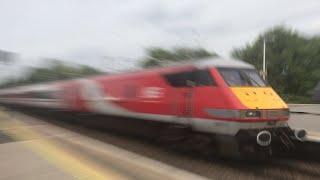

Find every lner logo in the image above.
[140,87,165,98]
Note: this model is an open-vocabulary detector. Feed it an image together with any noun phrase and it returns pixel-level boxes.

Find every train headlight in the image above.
[245,110,262,118]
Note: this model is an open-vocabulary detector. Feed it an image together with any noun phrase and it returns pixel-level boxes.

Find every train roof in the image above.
[0,57,255,93]
[195,58,254,69]
[91,58,255,80]
[159,57,255,69]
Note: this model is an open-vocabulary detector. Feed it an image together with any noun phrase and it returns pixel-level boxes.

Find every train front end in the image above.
[201,62,306,157]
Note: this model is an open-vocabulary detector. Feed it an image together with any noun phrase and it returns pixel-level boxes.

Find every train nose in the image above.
[257,130,272,146]
[294,128,306,141]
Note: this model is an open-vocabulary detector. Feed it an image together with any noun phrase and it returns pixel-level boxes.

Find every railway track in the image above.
[3,107,320,180]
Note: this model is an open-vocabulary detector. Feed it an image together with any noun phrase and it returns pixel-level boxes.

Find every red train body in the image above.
[0,58,305,157]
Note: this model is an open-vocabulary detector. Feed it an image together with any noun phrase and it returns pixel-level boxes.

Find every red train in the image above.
[0,58,306,157]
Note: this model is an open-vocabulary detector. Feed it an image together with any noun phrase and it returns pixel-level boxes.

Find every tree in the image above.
[141,47,218,68]
[231,25,320,96]
[0,59,104,88]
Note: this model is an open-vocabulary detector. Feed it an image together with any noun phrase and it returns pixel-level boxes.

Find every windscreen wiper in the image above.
[240,72,261,87]
[238,72,251,86]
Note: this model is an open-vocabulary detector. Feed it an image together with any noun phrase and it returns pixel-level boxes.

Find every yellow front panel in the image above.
[230,87,288,109]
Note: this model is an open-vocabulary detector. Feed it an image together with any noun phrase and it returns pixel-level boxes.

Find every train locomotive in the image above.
[0,58,307,157]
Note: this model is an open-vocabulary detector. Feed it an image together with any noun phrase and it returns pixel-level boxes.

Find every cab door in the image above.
[164,71,195,120]
[164,68,216,121]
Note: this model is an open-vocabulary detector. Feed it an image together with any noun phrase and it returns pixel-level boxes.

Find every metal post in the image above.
[263,38,266,80]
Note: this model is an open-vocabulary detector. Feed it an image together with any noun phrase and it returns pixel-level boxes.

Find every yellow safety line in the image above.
[0,112,128,180]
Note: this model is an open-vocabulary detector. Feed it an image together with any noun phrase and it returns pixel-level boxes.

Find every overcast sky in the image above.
[0,0,320,74]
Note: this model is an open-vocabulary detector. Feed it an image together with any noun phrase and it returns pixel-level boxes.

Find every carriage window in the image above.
[194,69,216,86]
[244,70,267,87]
[218,69,249,86]
[29,91,61,99]
[218,68,267,87]
[163,69,215,87]
[164,71,193,87]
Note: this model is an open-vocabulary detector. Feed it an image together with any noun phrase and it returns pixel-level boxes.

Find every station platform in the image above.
[288,104,320,115]
[0,108,208,180]
[288,104,320,133]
